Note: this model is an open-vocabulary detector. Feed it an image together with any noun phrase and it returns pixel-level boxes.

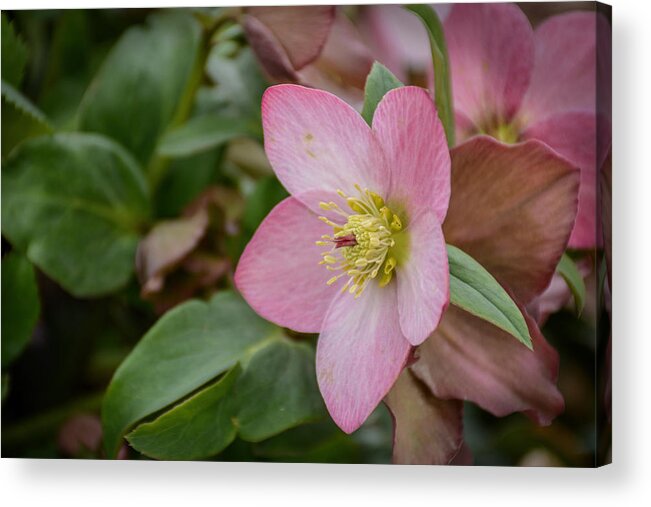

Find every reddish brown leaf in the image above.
[385,369,463,465]
[247,6,335,70]
[444,136,580,304]
[412,305,564,426]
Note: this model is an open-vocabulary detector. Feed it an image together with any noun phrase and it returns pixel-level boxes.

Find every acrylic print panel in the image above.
[1,2,611,466]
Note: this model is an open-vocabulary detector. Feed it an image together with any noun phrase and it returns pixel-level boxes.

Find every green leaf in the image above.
[241,176,289,234]
[253,420,361,464]
[556,253,586,316]
[1,133,150,297]
[127,339,324,460]
[1,252,41,367]
[229,338,323,441]
[78,12,201,166]
[1,14,28,87]
[157,114,254,158]
[38,11,95,130]
[361,62,404,126]
[102,290,276,457]
[154,149,223,218]
[203,46,267,123]
[2,80,53,156]
[447,244,532,349]
[406,5,455,146]
[126,366,242,460]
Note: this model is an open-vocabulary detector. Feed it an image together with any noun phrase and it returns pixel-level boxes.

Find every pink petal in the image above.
[396,212,449,345]
[521,12,611,122]
[527,258,592,325]
[359,5,432,82]
[243,15,299,83]
[445,3,534,128]
[310,13,374,91]
[235,197,334,333]
[384,369,463,465]
[526,272,572,326]
[372,86,450,221]
[262,84,390,212]
[246,6,335,71]
[523,111,611,249]
[412,305,564,426]
[317,283,411,433]
[444,137,579,305]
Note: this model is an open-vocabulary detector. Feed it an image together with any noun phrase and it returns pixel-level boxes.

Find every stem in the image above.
[146,11,236,192]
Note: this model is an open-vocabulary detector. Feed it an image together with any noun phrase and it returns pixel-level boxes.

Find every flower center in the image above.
[316,185,402,298]
[479,118,521,144]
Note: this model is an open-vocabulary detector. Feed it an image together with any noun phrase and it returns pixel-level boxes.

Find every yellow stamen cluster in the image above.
[316,185,402,298]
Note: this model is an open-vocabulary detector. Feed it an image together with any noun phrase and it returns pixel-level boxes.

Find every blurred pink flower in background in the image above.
[444,3,611,249]
[236,84,451,432]
[358,4,434,84]
[361,3,610,250]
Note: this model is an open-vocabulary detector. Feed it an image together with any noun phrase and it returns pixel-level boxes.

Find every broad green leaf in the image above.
[203,46,267,123]
[1,252,40,367]
[361,62,404,126]
[157,115,254,158]
[253,404,394,464]
[154,149,222,218]
[406,5,455,146]
[127,339,324,460]
[230,338,323,441]
[2,133,150,297]
[126,366,242,460]
[1,80,53,156]
[241,176,289,234]
[556,253,586,316]
[1,14,28,87]
[102,291,276,457]
[447,244,532,349]
[253,420,362,464]
[78,12,201,166]
[38,11,95,129]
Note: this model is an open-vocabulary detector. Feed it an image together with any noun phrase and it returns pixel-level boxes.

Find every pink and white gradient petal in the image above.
[235,197,334,333]
[372,86,451,222]
[261,84,390,213]
[396,212,449,345]
[521,12,610,123]
[444,3,534,128]
[316,283,411,433]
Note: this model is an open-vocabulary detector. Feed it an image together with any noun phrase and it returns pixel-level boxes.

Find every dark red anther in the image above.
[334,234,357,248]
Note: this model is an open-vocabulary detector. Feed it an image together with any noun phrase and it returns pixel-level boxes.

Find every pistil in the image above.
[316,185,402,298]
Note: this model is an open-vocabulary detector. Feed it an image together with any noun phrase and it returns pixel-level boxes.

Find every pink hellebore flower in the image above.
[444,3,611,248]
[235,84,451,432]
[386,136,580,464]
